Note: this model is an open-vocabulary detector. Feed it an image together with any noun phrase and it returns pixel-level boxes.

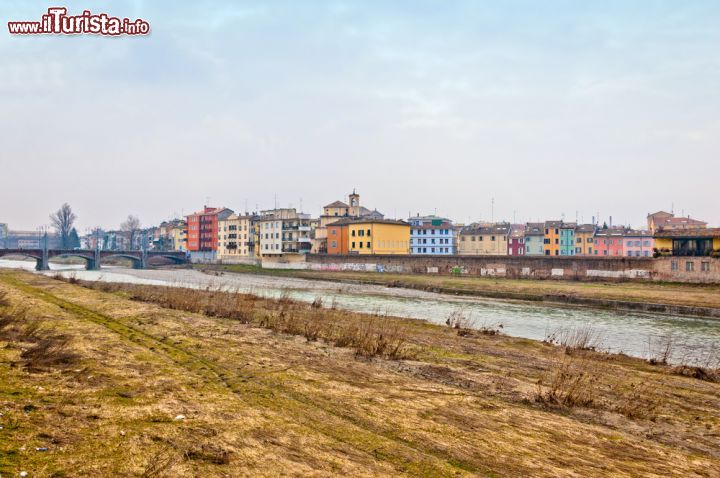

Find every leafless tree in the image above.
[49,203,77,249]
[120,215,141,250]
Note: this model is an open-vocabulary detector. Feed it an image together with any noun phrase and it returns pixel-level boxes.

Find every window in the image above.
[351,230,356,237]
[351,242,356,248]
[701,262,710,272]
[331,241,337,248]
[671,261,678,271]
[331,229,336,235]
[686,261,694,272]
[366,241,370,249]
[491,236,496,241]
[359,242,363,248]
[367,229,371,237]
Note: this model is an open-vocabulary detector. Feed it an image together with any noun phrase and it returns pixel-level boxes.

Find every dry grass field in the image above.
[0,269,719,477]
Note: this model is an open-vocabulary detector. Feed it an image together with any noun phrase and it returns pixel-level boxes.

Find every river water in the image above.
[1,259,718,366]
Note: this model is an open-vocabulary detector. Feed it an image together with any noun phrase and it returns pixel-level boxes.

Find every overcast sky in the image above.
[2,0,718,232]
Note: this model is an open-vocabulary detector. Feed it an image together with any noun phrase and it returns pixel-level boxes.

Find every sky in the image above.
[1,0,719,233]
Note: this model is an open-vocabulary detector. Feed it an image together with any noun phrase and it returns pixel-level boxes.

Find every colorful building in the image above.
[523,223,545,256]
[458,224,511,255]
[313,190,383,253]
[574,224,596,256]
[408,215,456,255]
[623,230,654,257]
[543,221,576,256]
[185,206,233,253]
[559,222,577,256]
[593,228,626,257]
[326,218,410,255]
[654,228,720,257]
[507,225,525,256]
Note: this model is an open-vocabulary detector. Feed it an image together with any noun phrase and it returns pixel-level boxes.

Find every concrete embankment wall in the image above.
[261,254,720,284]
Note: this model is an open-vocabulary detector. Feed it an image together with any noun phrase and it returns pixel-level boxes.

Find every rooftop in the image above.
[654,227,720,238]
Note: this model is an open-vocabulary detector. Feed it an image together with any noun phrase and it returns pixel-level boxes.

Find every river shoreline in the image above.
[194,263,720,319]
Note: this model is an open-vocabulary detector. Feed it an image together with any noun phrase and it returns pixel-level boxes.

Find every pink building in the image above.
[623,231,654,257]
[507,225,526,256]
[594,229,626,257]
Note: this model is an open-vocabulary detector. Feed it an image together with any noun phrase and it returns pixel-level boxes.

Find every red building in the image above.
[185,206,233,252]
[593,228,626,257]
[507,225,526,256]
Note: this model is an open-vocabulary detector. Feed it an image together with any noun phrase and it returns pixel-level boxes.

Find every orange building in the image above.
[326,221,349,254]
[185,206,233,252]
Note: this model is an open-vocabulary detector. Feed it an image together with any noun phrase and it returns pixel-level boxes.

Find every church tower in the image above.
[348,189,360,217]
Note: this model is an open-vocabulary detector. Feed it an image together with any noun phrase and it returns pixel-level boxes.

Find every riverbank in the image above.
[195,264,720,318]
[1,269,718,476]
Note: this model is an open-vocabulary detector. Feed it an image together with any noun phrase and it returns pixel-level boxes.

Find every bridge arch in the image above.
[100,253,144,269]
[47,252,97,270]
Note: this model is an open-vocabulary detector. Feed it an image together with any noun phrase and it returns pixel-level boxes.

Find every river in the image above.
[1,258,718,366]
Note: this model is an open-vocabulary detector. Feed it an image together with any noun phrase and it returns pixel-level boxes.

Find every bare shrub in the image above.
[615,381,660,420]
[445,310,476,337]
[544,325,604,352]
[310,296,323,309]
[647,334,674,365]
[535,357,600,407]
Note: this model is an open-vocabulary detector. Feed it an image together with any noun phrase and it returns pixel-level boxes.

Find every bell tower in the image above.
[349,189,360,217]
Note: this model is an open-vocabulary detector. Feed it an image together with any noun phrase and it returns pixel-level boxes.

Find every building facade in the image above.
[623,231,654,257]
[185,207,234,253]
[593,228,626,257]
[408,215,456,255]
[574,224,596,256]
[524,223,545,256]
[217,214,258,261]
[507,225,525,256]
[257,208,312,257]
[654,228,720,257]
[458,224,511,255]
[326,218,410,255]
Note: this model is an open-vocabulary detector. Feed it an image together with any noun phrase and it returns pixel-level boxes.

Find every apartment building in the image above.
[408,215,456,255]
[458,224,511,255]
[574,224,597,256]
[217,213,258,261]
[257,208,312,257]
[524,223,545,256]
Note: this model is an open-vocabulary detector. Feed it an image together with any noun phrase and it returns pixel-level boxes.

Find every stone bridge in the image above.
[0,249,188,271]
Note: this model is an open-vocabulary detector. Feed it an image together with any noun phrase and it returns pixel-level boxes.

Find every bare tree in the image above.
[50,203,77,249]
[120,215,141,250]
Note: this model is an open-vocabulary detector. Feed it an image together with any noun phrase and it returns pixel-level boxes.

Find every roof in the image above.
[660,217,707,226]
[524,222,544,236]
[575,224,597,233]
[623,229,653,238]
[460,224,511,236]
[648,211,673,218]
[654,227,720,239]
[324,201,349,209]
[327,218,409,227]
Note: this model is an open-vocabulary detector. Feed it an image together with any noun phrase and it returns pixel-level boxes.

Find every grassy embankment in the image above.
[196,263,720,314]
[0,269,719,477]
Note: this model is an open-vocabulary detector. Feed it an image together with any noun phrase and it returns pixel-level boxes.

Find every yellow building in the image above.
[654,228,720,256]
[458,224,510,255]
[574,224,596,256]
[339,219,410,255]
[217,214,257,260]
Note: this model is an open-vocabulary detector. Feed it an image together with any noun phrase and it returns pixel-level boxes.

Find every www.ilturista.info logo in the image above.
[8,7,150,36]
